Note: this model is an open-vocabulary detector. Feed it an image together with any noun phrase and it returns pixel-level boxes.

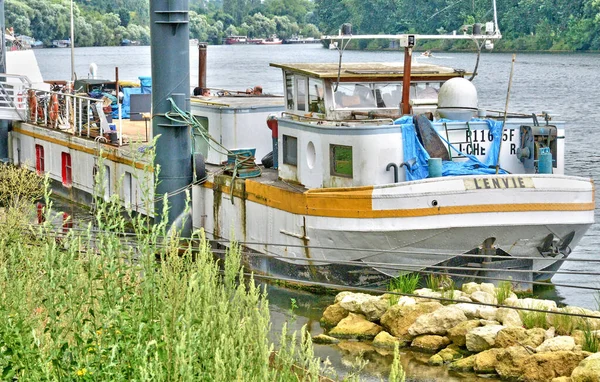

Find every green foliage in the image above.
[582,321,600,353]
[496,280,514,305]
[520,307,549,330]
[387,273,420,304]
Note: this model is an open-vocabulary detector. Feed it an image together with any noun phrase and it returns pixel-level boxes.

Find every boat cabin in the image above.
[270,62,467,121]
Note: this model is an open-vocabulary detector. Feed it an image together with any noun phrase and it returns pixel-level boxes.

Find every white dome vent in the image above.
[437,78,478,121]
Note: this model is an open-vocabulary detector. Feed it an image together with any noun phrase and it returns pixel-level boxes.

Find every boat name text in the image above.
[464,176,534,190]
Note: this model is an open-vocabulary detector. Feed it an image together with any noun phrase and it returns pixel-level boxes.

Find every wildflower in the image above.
[96,328,103,336]
[76,368,88,376]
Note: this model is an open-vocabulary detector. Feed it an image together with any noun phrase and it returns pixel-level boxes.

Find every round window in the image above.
[307,141,316,169]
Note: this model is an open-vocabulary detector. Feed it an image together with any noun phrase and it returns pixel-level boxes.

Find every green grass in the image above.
[496,280,514,305]
[425,274,441,292]
[583,321,600,353]
[387,273,420,304]
[0,160,405,381]
[520,306,549,330]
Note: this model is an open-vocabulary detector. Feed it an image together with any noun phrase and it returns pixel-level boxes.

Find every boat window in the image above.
[296,77,307,111]
[332,83,377,109]
[330,144,353,178]
[104,165,111,200]
[124,171,133,208]
[413,82,440,100]
[308,78,324,113]
[374,83,403,108]
[285,73,295,110]
[282,135,298,166]
[192,115,209,157]
[35,144,44,174]
[61,152,72,187]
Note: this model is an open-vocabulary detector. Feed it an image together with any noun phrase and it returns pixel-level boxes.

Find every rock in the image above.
[526,328,549,347]
[471,291,497,305]
[408,306,468,336]
[495,345,532,379]
[512,298,557,311]
[478,306,499,320]
[545,327,556,340]
[321,303,349,327]
[413,288,443,303]
[373,331,402,349]
[396,296,417,307]
[536,336,576,353]
[480,319,501,326]
[552,378,573,382]
[448,320,482,347]
[449,354,477,372]
[497,307,523,327]
[411,335,450,353]
[503,297,519,307]
[572,330,585,346]
[474,348,503,374]
[466,325,505,352]
[454,303,482,319]
[312,334,340,344]
[495,327,528,348]
[572,352,600,382]
[436,345,465,363]
[428,354,444,366]
[334,291,354,304]
[456,296,473,303]
[480,283,497,296]
[338,293,390,321]
[329,313,383,340]
[520,351,588,382]
[462,282,482,295]
[380,302,442,340]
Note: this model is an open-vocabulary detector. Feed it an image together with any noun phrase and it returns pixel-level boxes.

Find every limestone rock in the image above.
[329,313,383,340]
[454,303,482,319]
[471,291,497,305]
[520,351,588,382]
[380,302,442,340]
[413,288,443,303]
[312,334,340,344]
[449,354,477,372]
[321,303,349,328]
[466,324,505,352]
[552,378,573,382]
[456,296,473,303]
[495,345,532,379]
[474,348,503,374]
[526,328,549,347]
[448,320,481,347]
[396,296,417,307]
[428,354,444,366]
[497,307,523,327]
[478,305,499,320]
[480,319,501,326]
[462,282,482,295]
[338,293,390,321]
[536,336,576,353]
[408,306,468,336]
[546,327,556,340]
[512,298,557,311]
[436,345,465,363]
[572,352,600,382]
[572,330,585,346]
[334,291,354,304]
[373,331,402,349]
[495,327,528,348]
[479,283,497,296]
[411,335,450,353]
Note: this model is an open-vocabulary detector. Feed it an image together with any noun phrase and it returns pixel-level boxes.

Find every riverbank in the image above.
[317,282,600,381]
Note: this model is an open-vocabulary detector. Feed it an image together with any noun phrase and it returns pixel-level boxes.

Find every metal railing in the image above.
[0,73,32,121]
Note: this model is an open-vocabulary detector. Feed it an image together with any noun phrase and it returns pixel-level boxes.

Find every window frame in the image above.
[35,144,44,174]
[282,135,298,166]
[330,144,353,178]
[61,152,72,187]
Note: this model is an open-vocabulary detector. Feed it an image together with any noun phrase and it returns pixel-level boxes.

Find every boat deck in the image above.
[205,162,307,194]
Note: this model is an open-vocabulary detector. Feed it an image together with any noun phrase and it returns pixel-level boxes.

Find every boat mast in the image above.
[400,36,415,115]
[70,0,75,81]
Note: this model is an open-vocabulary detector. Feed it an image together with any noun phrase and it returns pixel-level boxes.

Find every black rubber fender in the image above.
[194,152,206,181]
[261,151,273,168]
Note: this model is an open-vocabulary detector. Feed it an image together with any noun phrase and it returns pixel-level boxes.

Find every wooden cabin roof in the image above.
[269,62,464,80]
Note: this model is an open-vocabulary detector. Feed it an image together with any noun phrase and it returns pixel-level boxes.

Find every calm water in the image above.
[35,45,600,381]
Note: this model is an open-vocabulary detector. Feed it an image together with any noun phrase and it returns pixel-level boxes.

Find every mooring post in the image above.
[150,0,192,235]
[198,43,207,89]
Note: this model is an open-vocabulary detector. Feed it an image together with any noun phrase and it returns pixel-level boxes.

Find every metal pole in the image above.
[150,0,192,233]
[0,0,8,162]
[401,46,413,115]
[198,43,207,89]
[495,54,516,174]
[70,0,75,81]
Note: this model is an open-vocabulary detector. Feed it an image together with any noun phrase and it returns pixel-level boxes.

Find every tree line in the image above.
[5,0,600,50]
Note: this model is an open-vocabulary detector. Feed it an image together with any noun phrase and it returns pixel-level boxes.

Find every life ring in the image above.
[49,93,59,122]
[28,89,38,121]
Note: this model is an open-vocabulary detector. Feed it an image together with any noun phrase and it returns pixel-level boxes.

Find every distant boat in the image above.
[51,39,71,48]
[421,50,433,57]
[225,36,248,45]
[257,35,282,45]
[283,35,321,44]
[121,39,141,46]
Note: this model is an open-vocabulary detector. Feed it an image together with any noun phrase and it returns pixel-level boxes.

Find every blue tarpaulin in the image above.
[113,87,142,119]
[394,117,507,180]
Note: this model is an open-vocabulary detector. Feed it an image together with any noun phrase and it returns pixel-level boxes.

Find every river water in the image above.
[34,45,600,381]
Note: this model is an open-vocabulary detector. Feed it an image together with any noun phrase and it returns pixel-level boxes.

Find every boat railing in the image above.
[0,74,32,121]
[25,86,127,146]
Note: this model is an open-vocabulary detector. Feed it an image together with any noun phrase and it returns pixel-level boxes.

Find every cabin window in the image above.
[308,78,324,113]
[282,135,298,166]
[104,165,111,199]
[330,144,353,178]
[35,144,44,174]
[332,83,377,109]
[296,77,307,112]
[285,73,295,110]
[61,152,72,187]
[374,83,403,108]
[413,82,441,100]
[192,115,209,157]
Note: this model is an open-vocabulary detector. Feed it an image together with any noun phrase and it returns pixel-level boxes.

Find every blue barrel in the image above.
[428,158,443,178]
[538,147,553,174]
